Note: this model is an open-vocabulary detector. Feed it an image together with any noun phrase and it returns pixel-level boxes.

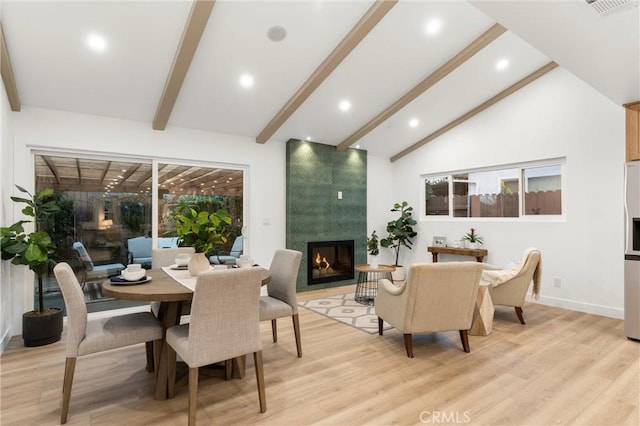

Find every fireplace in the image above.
[307,240,354,285]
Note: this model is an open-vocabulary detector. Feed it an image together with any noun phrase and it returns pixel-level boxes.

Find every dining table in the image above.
[102,266,271,400]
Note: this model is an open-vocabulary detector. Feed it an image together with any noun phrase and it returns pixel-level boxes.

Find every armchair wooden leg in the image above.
[61,357,76,424]
[515,307,526,324]
[459,330,470,353]
[145,341,155,372]
[378,317,384,335]
[225,359,232,380]
[188,367,199,426]
[403,334,414,358]
[271,319,278,343]
[253,351,267,413]
[292,314,302,357]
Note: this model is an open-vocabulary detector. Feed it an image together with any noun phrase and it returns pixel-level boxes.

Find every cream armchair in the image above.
[480,247,542,324]
[376,262,483,358]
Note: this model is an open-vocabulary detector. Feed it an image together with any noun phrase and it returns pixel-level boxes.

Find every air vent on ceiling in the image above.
[584,0,637,15]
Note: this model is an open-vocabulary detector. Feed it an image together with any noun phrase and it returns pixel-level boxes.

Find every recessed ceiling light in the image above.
[409,118,419,128]
[267,25,287,42]
[339,100,352,112]
[86,33,107,52]
[306,136,311,141]
[424,19,442,35]
[239,73,254,88]
[356,145,360,149]
[495,58,509,71]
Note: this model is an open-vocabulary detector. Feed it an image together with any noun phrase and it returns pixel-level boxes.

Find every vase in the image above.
[188,252,210,276]
[369,255,379,269]
[468,242,480,250]
[391,265,405,282]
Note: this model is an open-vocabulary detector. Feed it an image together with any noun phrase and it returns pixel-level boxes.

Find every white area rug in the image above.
[298,293,392,334]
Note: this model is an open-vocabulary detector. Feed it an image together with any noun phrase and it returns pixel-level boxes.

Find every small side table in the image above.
[354,264,395,306]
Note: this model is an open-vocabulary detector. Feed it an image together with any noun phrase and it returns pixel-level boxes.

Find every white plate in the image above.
[110,276,153,285]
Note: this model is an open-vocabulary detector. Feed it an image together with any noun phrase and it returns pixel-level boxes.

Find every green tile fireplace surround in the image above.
[286,139,367,292]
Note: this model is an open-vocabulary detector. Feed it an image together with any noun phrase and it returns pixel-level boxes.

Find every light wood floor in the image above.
[1,284,639,425]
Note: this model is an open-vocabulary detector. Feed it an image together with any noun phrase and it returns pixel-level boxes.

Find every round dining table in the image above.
[102,266,271,400]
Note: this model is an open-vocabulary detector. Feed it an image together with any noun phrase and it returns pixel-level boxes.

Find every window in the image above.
[422,160,563,219]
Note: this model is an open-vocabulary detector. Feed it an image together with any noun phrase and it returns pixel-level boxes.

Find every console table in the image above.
[428,246,488,263]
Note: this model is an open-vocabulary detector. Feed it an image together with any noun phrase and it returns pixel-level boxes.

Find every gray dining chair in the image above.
[165,268,266,426]
[53,262,163,424]
[145,247,196,371]
[259,249,303,357]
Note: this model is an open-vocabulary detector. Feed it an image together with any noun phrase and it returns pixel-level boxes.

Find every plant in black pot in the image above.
[0,185,63,347]
[380,201,417,280]
[166,204,232,276]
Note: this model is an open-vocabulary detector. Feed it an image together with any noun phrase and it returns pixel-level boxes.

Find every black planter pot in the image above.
[22,308,64,347]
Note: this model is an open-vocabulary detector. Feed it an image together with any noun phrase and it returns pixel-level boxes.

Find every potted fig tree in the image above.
[380,201,417,281]
[1,185,63,347]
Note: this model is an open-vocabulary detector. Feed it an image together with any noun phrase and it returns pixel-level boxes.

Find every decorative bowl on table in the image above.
[236,257,253,268]
[121,268,146,281]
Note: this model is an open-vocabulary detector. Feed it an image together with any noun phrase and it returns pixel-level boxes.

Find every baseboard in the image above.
[0,326,12,354]
[533,295,624,319]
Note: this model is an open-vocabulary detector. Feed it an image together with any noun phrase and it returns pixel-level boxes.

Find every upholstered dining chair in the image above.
[145,247,196,370]
[72,241,125,288]
[53,262,163,424]
[480,247,542,324]
[376,262,483,358]
[259,249,303,357]
[165,268,266,426]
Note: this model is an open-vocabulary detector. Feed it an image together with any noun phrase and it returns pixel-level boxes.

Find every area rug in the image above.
[298,293,392,334]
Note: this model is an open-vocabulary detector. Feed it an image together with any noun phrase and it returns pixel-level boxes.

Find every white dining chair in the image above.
[259,249,303,357]
[165,268,266,426]
[53,262,163,424]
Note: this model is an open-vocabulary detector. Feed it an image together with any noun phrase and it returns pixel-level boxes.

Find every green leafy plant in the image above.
[166,205,232,255]
[380,201,417,266]
[462,227,484,244]
[366,230,379,256]
[0,185,60,314]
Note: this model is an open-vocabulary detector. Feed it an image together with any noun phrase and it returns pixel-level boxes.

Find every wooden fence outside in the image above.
[426,190,561,217]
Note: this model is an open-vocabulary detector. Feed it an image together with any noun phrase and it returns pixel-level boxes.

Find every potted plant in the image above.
[366,230,380,269]
[0,185,63,347]
[380,201,417,280]
[462,228,484,249]
[166,205,232,276]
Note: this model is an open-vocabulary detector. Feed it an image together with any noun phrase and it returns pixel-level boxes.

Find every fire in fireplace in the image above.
[307,240,354,285]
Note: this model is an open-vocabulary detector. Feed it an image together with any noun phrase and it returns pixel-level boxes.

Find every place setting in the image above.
[109,264,152,285]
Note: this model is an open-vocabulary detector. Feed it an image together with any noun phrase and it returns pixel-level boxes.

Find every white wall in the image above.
[390,68,626,318]
[1,56,16,351]
[9,107,287,334]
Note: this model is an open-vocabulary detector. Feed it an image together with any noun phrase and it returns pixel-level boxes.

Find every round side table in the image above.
[354,264,396,306]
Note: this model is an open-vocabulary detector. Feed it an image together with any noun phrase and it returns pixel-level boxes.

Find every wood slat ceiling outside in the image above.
[35,156,243,197]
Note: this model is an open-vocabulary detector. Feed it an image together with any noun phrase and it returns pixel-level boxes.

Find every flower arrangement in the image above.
[462,228,484,244]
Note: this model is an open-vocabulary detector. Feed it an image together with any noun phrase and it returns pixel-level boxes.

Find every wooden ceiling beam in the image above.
[255,0,398,144]
[99,161,112,185]
[152,0,215,130]
[391,62,559,162]
[337,23,506,151]
[75,159,82,185]
[0,23,21,111]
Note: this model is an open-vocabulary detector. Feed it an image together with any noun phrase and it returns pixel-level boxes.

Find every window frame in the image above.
[420,158,565,222]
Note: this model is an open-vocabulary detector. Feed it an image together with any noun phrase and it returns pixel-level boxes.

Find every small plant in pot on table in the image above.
[462,228,484,249]
[366,230,380,269]
[1,185,63,347]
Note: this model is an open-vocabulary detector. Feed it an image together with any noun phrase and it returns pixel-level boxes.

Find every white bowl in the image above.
[237,259,253,268]
[122,268,146,281]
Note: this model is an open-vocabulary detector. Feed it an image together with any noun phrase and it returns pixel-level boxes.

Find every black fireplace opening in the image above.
[307,240,354,285]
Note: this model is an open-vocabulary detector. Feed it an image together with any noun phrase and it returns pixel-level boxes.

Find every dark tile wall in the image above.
[286,139,367,292]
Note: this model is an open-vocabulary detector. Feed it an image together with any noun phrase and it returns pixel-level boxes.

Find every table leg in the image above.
[154,301,182,400]
[470,285,494,336]
[474,255,485,262]
[431,253,439,263]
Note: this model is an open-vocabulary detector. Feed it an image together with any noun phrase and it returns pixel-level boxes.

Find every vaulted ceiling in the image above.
[1,0,638,161]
